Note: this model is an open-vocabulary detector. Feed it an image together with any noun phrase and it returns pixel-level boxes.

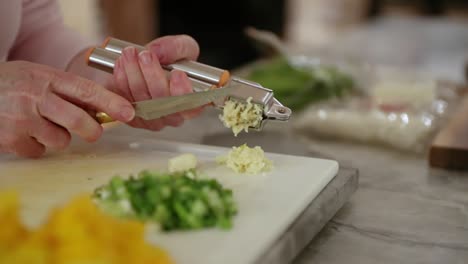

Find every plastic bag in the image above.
[293,66,465,154]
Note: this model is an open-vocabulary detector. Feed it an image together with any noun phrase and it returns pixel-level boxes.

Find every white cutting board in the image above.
[0,135,338,264]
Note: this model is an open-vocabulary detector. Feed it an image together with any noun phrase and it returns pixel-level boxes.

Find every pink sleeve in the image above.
[8,0,95,70]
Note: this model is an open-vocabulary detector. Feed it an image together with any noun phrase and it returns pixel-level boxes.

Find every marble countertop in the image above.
[292,138,468,264]
[104,107,468,264]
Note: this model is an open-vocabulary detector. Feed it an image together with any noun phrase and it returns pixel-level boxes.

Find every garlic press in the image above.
[86,37,291,130]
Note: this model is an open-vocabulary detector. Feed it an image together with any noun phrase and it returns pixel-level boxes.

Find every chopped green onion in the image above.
[93,169,237,232]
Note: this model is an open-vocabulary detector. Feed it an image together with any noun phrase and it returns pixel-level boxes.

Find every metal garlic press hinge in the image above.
[86,37,292,130]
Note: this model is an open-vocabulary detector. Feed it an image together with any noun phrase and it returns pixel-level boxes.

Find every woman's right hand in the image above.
[0,61,135,158]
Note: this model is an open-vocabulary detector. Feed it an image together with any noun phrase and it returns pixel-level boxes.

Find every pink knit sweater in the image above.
[1,0,92,70]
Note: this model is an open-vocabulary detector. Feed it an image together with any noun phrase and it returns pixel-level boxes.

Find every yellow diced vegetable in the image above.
[0,191,174,264]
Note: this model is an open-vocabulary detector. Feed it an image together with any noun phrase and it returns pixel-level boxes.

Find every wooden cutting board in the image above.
[0,135,338,264]
[429,94,468,170]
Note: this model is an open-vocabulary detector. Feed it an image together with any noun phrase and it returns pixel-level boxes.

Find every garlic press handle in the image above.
[101,37,230,87]
[87,47,217,92]
[86,37,231,92]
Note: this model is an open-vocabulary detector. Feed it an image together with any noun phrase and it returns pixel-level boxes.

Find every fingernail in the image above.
[123,47,136,61]
[120,105,135,121]
[138,50,152,65]
[149,44,164,61]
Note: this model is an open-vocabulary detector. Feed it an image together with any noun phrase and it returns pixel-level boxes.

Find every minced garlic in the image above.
[168,153,198,173]
[219,97,263,136]
[217,144,272,174]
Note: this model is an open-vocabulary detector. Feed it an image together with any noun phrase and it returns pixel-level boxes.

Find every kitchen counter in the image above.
[292,138,468,264]
[104,107,468,264]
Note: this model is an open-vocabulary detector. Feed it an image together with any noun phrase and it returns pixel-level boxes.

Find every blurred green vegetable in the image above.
[93,170,237,232]
[247,57,354,111]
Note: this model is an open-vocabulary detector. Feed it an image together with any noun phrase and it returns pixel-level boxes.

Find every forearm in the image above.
[9,0,98,72]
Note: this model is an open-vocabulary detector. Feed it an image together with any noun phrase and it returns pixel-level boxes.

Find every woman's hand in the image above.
[110,35,205,131]
[0,61,135,158]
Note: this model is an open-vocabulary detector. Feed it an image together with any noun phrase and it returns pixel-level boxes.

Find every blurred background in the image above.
[57,0,468,157]
[58,0,467,82]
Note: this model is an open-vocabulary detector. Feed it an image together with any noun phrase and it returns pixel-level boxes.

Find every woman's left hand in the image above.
[109,34,205,131]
